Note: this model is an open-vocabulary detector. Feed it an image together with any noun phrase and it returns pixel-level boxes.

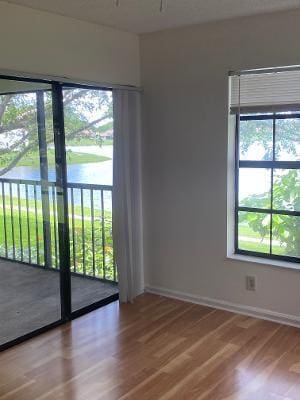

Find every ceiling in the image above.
[4,0,300,33]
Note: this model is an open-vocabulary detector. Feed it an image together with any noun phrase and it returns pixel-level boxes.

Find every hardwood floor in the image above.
[0,293,300,399]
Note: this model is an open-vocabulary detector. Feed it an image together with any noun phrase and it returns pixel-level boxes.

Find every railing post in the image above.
[37,90,52,268]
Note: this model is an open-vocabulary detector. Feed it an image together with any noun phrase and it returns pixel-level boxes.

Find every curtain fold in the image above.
[112,89,144,303]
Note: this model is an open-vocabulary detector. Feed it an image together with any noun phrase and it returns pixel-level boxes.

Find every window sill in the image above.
[226,253,300,271]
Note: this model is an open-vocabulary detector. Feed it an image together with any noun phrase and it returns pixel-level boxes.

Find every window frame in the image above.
[235,112,300,264]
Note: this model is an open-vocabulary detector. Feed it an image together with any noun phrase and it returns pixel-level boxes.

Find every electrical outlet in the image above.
[246,276,256,291]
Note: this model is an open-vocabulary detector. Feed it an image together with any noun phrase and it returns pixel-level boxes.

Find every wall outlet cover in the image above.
[246,276,256,291]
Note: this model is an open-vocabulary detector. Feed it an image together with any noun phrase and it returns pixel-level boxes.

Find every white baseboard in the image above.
[145,285,300,328]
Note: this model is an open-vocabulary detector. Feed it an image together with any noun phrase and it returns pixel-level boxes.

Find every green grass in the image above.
[239,223,285,255]
[238,239,285,255]
[0,196,116,281]
[66,138,113,146]
[12,149,110,168]
[102,139,113,146]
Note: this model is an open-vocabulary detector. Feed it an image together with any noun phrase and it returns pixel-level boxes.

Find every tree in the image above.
[240,170,300,256]
[240,118,300,160]
[0,88,113,176]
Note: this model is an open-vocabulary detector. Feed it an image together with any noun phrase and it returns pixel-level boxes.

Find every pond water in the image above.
[2,160,113,186]
[3,144,113,185]
[1,146,113,209]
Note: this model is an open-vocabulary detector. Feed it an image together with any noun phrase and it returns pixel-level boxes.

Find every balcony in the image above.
[0,177,118,346]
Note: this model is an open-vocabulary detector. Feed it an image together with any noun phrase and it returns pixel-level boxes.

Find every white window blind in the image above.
[230,69,300,114]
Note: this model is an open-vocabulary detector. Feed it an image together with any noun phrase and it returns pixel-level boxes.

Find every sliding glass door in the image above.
[0,77,118,349]
[0,78,61,346]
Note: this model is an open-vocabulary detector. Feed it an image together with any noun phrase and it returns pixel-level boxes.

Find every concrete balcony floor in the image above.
[0,259,118,346]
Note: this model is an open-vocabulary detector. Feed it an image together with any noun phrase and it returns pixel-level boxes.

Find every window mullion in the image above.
[239,160,300,169]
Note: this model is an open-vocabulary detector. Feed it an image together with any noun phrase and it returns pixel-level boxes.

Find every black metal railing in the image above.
[0,178,117,282]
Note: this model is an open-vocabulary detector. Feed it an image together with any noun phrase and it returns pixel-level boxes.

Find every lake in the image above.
[2,160,113,186]
[2,145,113,185]
[1,145,113,209]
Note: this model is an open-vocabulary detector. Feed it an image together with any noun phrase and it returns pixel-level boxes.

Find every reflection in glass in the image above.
[238,212,270,253]
[239,119,273,161]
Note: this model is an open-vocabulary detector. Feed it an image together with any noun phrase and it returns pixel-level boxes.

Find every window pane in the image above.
[272,215,300,258]
[273,169,300,212]
[238,211,270,253]
[0,93,39,179]
[0,79,61,346]
[275,118,300,161]
[239,168,271,208]
[63,88,113,185]
[62,87,117,313]
[239,119,273,161]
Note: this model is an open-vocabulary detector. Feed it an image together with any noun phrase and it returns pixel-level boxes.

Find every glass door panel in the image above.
[62,86,118,312]
[0,78,61,346]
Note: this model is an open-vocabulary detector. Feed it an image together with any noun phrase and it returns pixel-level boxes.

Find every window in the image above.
[235,112,300,262]
[230,69,300,264]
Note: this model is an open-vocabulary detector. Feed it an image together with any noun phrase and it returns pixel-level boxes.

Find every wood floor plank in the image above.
[0,293,300,399]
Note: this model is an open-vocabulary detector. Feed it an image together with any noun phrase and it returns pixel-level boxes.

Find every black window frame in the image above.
[235,112,300,264]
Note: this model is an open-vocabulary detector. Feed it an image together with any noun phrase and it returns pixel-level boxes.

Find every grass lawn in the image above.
[66,138,113,146]
[0,196,115,280]
[239,223,285,255]
[10,149,110,168]
[0,195,290,279]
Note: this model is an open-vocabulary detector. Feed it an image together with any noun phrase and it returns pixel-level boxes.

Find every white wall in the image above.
[0,1,140,86]
[140,9,300,319]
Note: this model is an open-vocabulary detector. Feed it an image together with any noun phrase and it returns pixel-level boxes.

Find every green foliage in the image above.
[239,115,299,257]
[240,170,300,257]
[0,89,113,175]
[240,119,273,160]
[0,149,110,169]
[70,218,115,280]
[239,211,270,240]
[240,118,300,160]
[273,170,300,211]
[0,197,116,281]
[63,89,112,142]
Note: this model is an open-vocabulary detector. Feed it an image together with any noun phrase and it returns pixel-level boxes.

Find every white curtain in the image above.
[112,89,144,303]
